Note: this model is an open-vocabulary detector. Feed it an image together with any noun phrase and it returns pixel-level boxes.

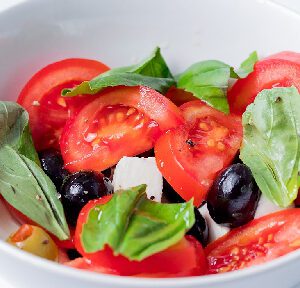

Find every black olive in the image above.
[187,208,209,246]
[162,178,185,203]
[60,171,113,226]
[39,149,69,190]
[66,249,82,260]
[207,163,261,228]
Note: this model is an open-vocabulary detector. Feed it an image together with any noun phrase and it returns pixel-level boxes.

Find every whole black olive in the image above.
[60,171,113,226]
[207,163,261,228]
[187,208,209,246]
[39,149,69,190]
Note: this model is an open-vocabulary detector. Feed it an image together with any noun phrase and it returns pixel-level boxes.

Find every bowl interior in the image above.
[0,0,300,287]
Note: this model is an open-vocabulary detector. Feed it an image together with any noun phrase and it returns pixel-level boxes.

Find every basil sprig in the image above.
[62,47,175,97]
[0,102,69,240]
[240,87,300,207]
[81,185,194,261]
[177,51,258,114]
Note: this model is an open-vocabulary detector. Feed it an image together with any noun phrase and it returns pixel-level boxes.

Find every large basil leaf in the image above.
[177,60,231,113]
[0,146,69,240]
[240,87,300,207]
[62,47,175,97]
[0,102,39,164]
[81,185,194,261]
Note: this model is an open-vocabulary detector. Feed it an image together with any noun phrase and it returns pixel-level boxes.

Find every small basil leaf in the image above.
[0,145,69,240]
[81,185,195,261]
[0,101,39,164]
[177,60,230,114]
[231,51,258,79]
[240,86,300,207]
[62,47,175,97]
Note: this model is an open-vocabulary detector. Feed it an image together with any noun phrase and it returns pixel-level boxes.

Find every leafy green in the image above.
[240,87,300,207]
[0,102,39,164]
[0,145,69,239]
[62,47,175,97]
[81,185,194,261]
[177,60,230,113]
[231,51,258,79]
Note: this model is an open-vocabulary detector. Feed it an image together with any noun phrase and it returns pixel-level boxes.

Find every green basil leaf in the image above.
[0,145,69,240]
[62,47,175,97]
[240,86,300,207]
[231,51,258,79]
[177,60,230,114]
[0,101,39,164]
[81,185,194,261]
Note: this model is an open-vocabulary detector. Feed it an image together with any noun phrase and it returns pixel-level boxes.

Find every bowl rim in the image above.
[1,239,300,287]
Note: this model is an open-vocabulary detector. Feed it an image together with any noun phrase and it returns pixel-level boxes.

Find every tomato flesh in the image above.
[61,86,184,172]
[17,58,109,150]
[74,197,207,277]
[228,51,300,115]
[155,100,242,206]
[205,209,300,273]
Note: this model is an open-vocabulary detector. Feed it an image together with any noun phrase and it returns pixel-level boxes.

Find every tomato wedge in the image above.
[74,197,207,277]
[17,58,109,150]
[228,51,300,115]
[155,100,242,206]
[61,86,184,172]
[165,87,197,106]
[205,209,300,274]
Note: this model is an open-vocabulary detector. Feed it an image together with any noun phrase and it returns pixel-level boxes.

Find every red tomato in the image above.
[17,58,109,150]
[165,87,197,106]
[205,209,300,274]
[155,100,242,206]
[74,197,207,277]
[61,86,184,172]
[228,51,300,115]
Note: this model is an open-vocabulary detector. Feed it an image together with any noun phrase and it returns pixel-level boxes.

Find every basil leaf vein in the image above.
[240,86,300,207]
[81,185,194,261]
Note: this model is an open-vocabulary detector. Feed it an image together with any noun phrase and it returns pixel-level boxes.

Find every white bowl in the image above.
[0,0,300,287]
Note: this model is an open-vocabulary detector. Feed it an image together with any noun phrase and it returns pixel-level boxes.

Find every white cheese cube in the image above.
[113,156,163,202]
[199,204,230,243]
[255,193,295,219]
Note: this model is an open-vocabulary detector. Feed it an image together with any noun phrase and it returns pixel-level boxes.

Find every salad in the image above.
[1,47,300,277]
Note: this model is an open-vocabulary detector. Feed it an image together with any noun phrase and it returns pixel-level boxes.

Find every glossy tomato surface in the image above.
[155,100,242,206]
[74,197,207,277]
[61,86,184,172]
[17,58,109,150]
[228,51,300,115]
[205,209,300,273]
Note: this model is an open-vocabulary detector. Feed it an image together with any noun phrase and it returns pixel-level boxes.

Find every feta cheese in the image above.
[199,203,230,243]
[113,156,163,202]
[254,193,295,219]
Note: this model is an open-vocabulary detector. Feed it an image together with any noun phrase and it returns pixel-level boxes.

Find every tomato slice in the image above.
[205,209,300,274]
[165,87,197,106]
[155,100,242,206]
[228,51,300,115]
[61,86,184,172]
[74,197,207,277]
[17,58,109,150]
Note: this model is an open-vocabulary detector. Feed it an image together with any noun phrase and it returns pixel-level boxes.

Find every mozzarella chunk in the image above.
[254,193,295,219]
[113,156,163,202]
[199,204,230,243]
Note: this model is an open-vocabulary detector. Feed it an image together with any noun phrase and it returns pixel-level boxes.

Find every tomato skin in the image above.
[165,87,197,106]
[205,209,300,274]
[228,51,300,115]
[74,197,207,277]
[61,86,184,172]
[17,58,109,150]
[155,100,242,206]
